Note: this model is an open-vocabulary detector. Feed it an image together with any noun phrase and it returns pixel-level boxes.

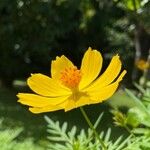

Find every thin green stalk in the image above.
[80,107,107,150]
[123,125,135,138]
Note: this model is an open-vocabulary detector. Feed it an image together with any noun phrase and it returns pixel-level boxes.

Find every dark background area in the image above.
[0,0,149,87]
[0,0,149,144]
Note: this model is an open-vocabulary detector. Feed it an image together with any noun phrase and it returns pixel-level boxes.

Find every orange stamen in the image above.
[60,66,81,89]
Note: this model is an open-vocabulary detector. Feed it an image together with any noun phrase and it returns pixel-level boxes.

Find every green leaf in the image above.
[132,128,150,135]
[127,107,150,127]
[123,0,141,10]
[45,115,130,150]
[126,107,140,127]
[133,82,146,94]
[125,89,150,116]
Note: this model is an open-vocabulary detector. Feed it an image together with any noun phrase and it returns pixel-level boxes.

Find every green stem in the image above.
[124,125,135,138]
[80,107,107,150]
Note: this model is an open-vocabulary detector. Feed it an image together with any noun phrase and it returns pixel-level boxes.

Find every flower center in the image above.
[60,66,81,89]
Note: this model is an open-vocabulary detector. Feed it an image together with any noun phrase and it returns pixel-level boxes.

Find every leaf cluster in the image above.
[112,83,150,150]
[0,119,44,150]
[45,115,131,150]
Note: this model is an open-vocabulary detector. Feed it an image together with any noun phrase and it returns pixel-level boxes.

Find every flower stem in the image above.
[80,107,107,150]
[124,125,135,138]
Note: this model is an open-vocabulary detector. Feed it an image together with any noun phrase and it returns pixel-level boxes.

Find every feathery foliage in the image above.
[0,119,44,150]
[45,114,131,150]
[112,82,150,150]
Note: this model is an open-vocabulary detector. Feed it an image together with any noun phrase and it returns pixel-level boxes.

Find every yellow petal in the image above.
[29,103,66,113]
[88,70,127,103]
[17,93,69,107]
[27,73,71,97]
[79,47,103,90]
[51,55,74,80]
[84,55,122,91]
[64,92,91,111]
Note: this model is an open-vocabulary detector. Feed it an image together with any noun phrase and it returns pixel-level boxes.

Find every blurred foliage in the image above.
[0,0,149,87]
[45,115,131,150]
[0,119,44,150]
[112,81,150,149]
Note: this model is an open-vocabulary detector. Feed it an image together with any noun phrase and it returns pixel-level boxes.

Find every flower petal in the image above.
[27,73,71,97]
[64,93,91,111]
[51,55,74,80]
[84,55,122,91]
[17,93,69,107]
[29,103,66,113]
[88,70,127,103]
[79,47,103,90]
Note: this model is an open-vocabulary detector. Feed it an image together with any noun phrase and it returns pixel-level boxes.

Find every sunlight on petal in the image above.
[79,47,103,90]
[65,93,91,111]
[51,55,74,80]
[89,70,127,103]
[27,73,72,97]
[84,55,122,91]
[29,102,66,114]
[17,93,69,107]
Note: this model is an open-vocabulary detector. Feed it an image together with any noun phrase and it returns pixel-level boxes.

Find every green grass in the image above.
[0,86,135,143]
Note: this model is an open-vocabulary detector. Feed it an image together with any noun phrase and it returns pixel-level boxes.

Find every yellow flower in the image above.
[17,47,126,113]
[136,59,150,71]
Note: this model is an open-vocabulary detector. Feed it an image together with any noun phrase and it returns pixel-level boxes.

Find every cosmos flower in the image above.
[136,59,150,71]
[17,47,126,113]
